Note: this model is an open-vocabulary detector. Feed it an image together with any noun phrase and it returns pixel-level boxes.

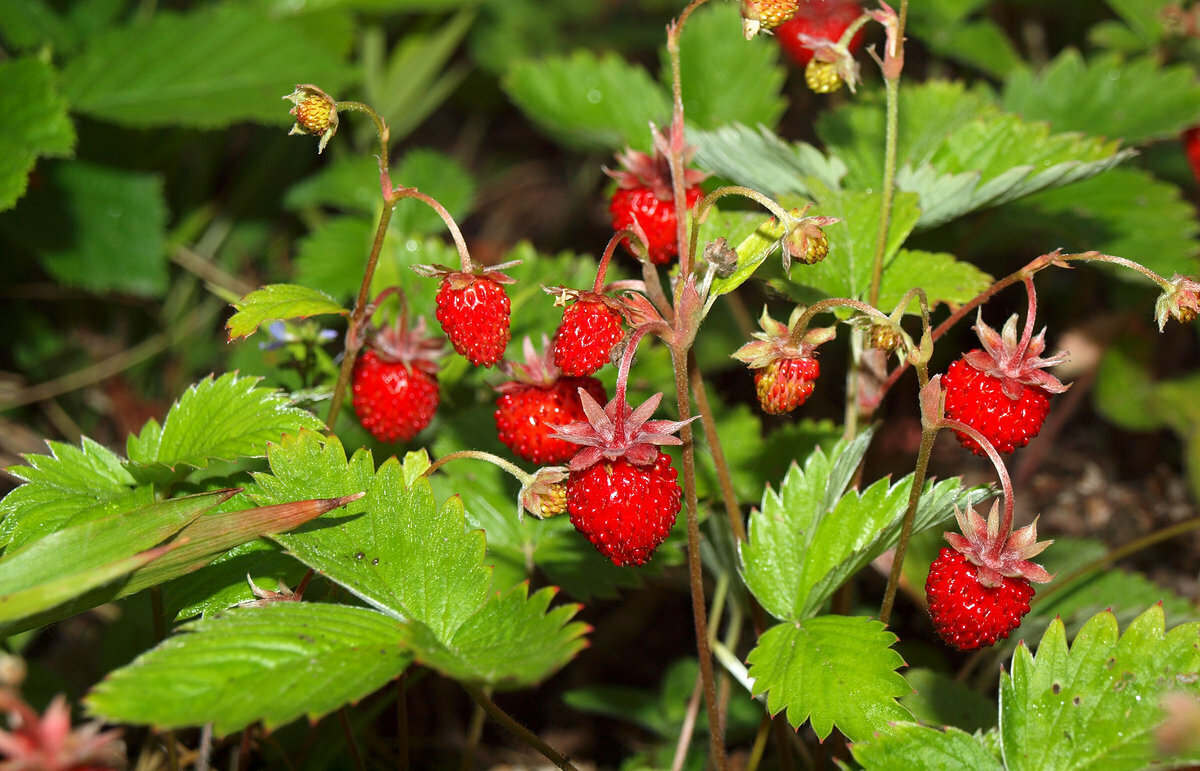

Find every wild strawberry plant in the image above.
[1,0,1199,769]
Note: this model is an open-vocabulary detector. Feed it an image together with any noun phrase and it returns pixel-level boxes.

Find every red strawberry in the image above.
[494,337,607,464]
[606,139,708,266]
[754,356,819,415]
[774,0,865,67]
[552,390,693,566]
[941,312,1069,455]
[1184,127,1200,183]
[926,547,1035,651]
[433,272,512,367]
[567,452,680,566]
[554,298,625,376]
[733,308,835,416]
[925,502,1052,651]
[351,317,443,443]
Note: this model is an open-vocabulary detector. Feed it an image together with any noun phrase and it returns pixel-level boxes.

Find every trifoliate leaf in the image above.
[877,249,994,314]
[1000,606,1200,771]
[741,430,987,621]
[0,490,232,634]
[87,603,411,736]
[126,373,324,472]
[504,50,671,152]
[0,57,75,213]
[851,722,1004,770]
[1002,51,1200,145]
[746,615,910,742]
[37,162,169,297]
[1,437,151,550]
[688,122,847,198]
[671,2,785,131]
[226,284,347,341]
[59,5,353,128]
[400,583,586,690]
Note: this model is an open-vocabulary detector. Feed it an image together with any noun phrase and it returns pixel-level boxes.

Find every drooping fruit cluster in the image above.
[494,337,607,465]
[553,297,625,377]
[941,312,1069,455]
[733,308,835,415]
[351,317,443,443]
[607,140,708,266]
[925,502,1052,651]
[774,0,865,66]
[553,391,690,566]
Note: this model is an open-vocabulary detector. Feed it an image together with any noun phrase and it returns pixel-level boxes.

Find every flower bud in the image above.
[283,84,339,154]
[805,59,843,93]
[1154,273,1200,330]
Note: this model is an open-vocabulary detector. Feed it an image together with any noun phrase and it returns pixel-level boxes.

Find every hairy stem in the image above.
[878,424,937,625]
[461,683,579,770]
[689,357,745,543]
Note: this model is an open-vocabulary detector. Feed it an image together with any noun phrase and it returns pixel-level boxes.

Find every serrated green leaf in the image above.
[37,162,169,296]
[0,57,76,212]
[671,2,785,130]
[910,17,1022,79]
[400,583,586,689]
[1,437,150,550]
[774,184,922,305]
[0,0,76,52]
[998,168,1200,283]
[747,616,910,742]
[0,490,232,632]
[256,430,491,637]
[851,722,1004,770]
[1103,0,1170,46]
[161,539,301,620]
[1000,606,1200,771]
[1002,51,1200,144]
[87,603,411,736]
[59,5,353,128]
[226,284,348,341]
[741,430,986,620]
[901,668,997,734]
[688,122,847,198]
[504,50,671,151]
[877,249,993,314]
[708,208,791,298]
[128,373,325,472]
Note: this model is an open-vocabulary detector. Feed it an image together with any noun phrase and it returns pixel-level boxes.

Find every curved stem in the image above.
[1064,251,1170,288]
[461,683,580,770]
[689,358,746,543]
[424,450,533,485]
[788,297,889,347]
[393,187,474,272]
[878,423,937,625]
[594,229,641,293]
[866,71,901,307]
[694,185,795,225]
[336,101,391,186]
[938,417,1015,540]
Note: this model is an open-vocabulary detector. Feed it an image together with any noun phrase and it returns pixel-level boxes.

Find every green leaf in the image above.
[127,373,325,472]
[671,2,785,130]
[37,162,169,296]
[708,206,792,298]
[996,168,1200,284]
[741,430,986,620]
[774,184,922,305]
[746,616,910,742]
[901,668,997,734]
[1098,0,1169,46]
[294,215,376,300]
[0,0,77,52]
[877,249,994,314]
[688,122,847,197]
[504,50,671,151]
[59,5,353,128]
[1000,606,1200,771]
[389,149,476,236]
[1,437,150,550]
[283,154,381,216]
[851,723,1004,770]
[0,57,76,213]
[1002,52,1200,145]
[87,603,411,736]
[0,490,233,632]
[399,583,587,689]
[226,284,348,341]
[256,431,491,637]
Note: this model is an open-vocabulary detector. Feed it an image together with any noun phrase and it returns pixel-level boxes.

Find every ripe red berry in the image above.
[352,351,439,443]
[567,452,681,567]
[774,0,865,67]
[609,186,703,266]
[554,300,625,376]
[942,357,1050,455]
[1184,127,1200,184]
[925,547,1035,651]
[496,376,607,465]
[754,356,820,415]
[434,274,511,367]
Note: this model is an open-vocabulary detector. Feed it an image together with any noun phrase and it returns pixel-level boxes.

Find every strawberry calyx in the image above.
[1154,273,1200,330]
[366,315,444,375]
[495,335,562,391]
[963,311,1070,402]
[732,306,835,370]
[551,391,694,472]
[411,260,519,288]
[605,133,709,202]
[943,501,1054,588]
